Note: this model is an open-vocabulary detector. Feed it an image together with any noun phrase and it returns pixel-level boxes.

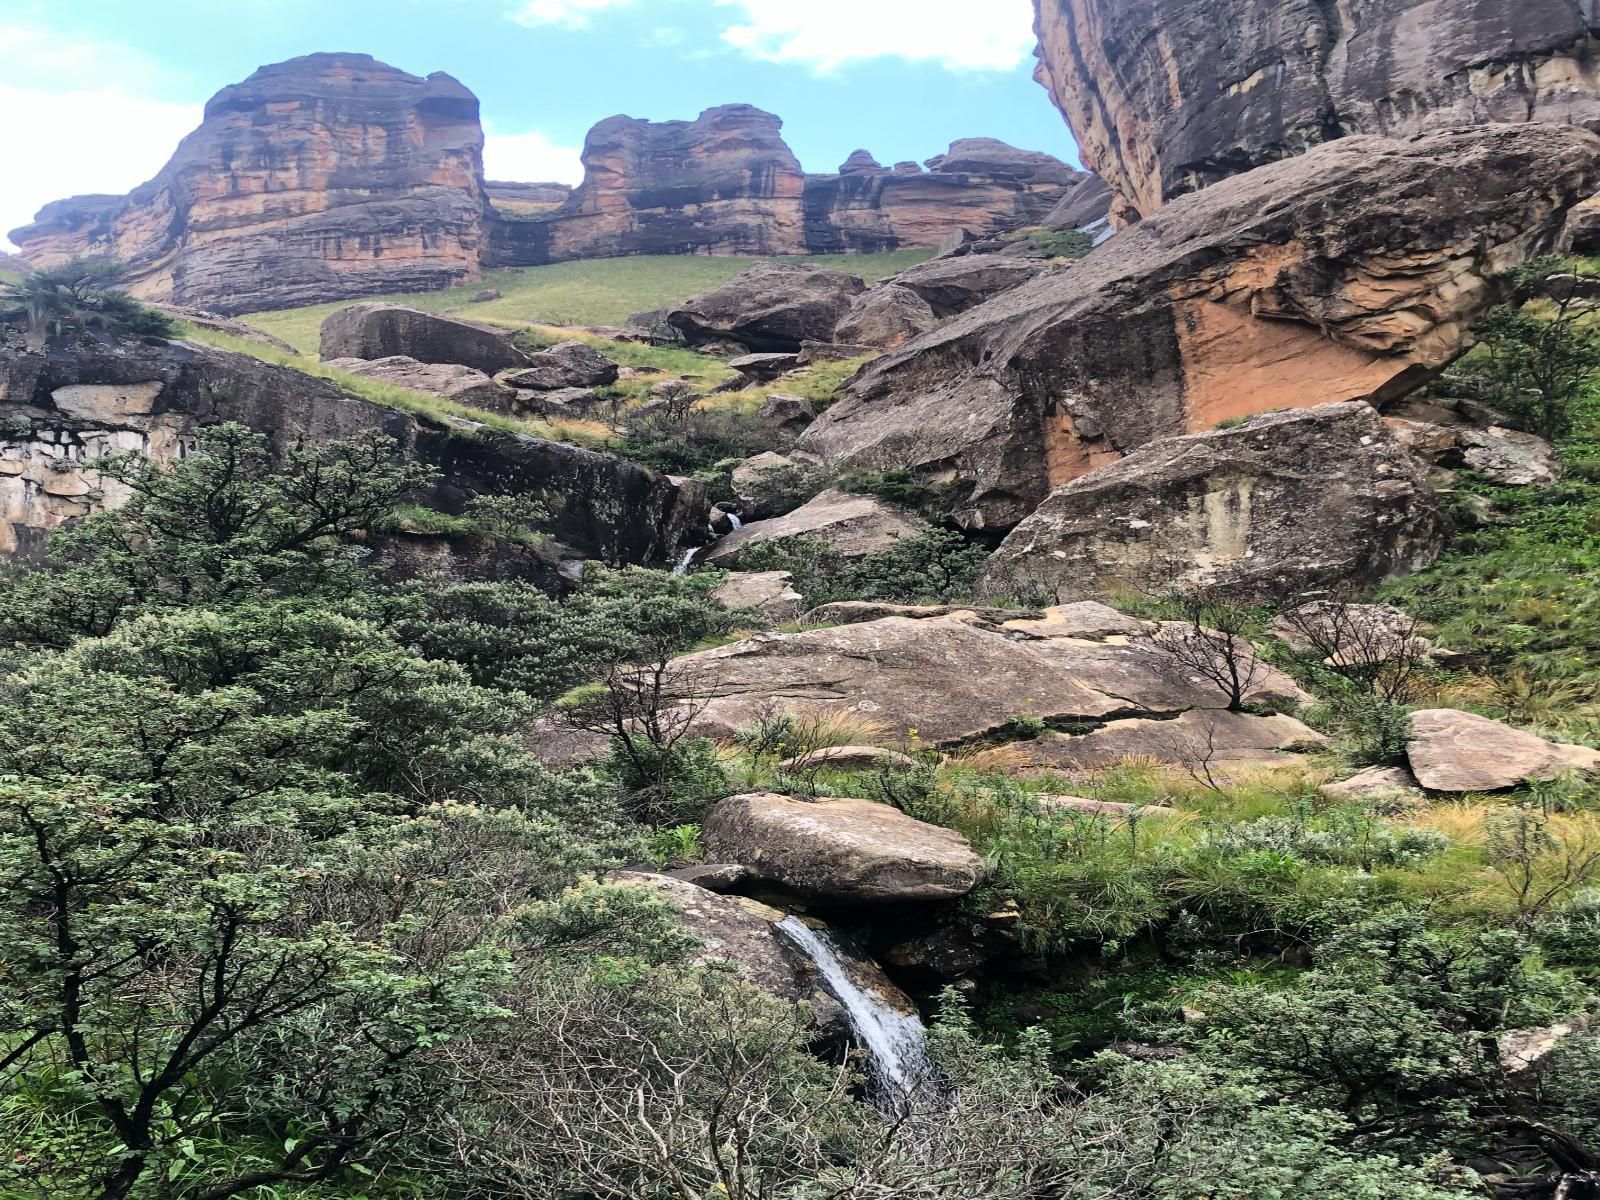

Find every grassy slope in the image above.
[245,249,934,354]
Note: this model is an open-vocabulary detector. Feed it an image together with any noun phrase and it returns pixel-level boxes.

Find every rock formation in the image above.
[1033,0,1600,223]
[797,124,1600,530]
[668,264,866,352]
[0,328,703,565]
[319,303,528,374]
[8,54,488,314]
[699,489,929,568]
[1406,709,1600,792]
[980,403,1448,600]
[322,356,513,411]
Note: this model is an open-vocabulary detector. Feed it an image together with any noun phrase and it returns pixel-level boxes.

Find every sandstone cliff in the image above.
[1034,0,1600,223]
[8,53,488,314]
[797,124,1600,530]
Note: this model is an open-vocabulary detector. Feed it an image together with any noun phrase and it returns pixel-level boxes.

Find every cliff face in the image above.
[1034,0,1600,223]
[484,112,1091,266]
[8,53,488,314]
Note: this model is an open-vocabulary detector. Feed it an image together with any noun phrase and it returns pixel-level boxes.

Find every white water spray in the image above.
[777,917,934,1108]
[726,512,744,530]
[670,546,697,577]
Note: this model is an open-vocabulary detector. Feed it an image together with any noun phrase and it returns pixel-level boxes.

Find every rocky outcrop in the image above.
[711,570,804,624]
[833,286,939,349]
[699,489,929,568]
[886,255,1055,317]
[669,265,867,352]
[499,341,619,391]
[0,329,704,565]
[981,404,1447,600]
[319,304,528,374]
[700,793,986,902]
[1406,709,1600,793]
[797,125,1600,530]
[671,608,1309,751]
[730,452,803,519]
[323,356,513,411]
[8,54,487,314]
[1033,0,1600,224]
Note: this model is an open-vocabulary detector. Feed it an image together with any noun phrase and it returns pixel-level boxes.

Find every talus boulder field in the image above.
[8,54,488,314]
[797,124,1600,531]
[1033,0,1600,224]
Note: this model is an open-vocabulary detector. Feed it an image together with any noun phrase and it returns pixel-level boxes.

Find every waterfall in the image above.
[777,916,935,1109]
[670,546,697,576]
[726,512,744,530]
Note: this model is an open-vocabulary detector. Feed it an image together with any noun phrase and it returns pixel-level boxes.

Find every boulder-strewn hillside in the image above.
[10,57,1097,312]
[1034,0,1600,223]
[8,53,489,314]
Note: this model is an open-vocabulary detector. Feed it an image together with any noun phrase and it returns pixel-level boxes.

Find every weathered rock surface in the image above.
[981,404,1446,601]
[833,285,940,349]
[614,871,916,1030]
[777,746,920,773]
[800,601,1041,627]
[700,793,985,902]
[1320,765,1427,806]
[9,54,487,313]
[1006,709,1327,772]
[319,304,527,375]
[148,306,297,353]
[711,570,804,624]
[1033,0,1600,223]
[323,355,513,411]
[1460,427,1560,486]
[1407,709,1600,793]
[672,610,1307,749]
[699,489,929,568]
[730,451,803,518]
[498,341,618,391]
[756,392,816,435]
[668,265,866,352]
[887,255,1055,317]
[798,125,1600,530]
[0,329,704,565]
[999,601,1153,640]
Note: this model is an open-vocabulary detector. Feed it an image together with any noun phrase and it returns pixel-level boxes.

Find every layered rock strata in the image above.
[797,124,1600,530]
[8,54,488,313]
[1033,0,1600,223]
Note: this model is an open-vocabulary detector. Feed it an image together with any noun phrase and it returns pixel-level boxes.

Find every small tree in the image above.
[1137,583,1270,712]
[1470,257,1600,441]
[0,256,175,343]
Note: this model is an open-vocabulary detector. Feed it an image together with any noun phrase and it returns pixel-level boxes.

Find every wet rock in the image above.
[981,404,1446,601]
[668,264,867,353]
[1407,710,1600,793]
[700,488,929,568]
[700,793,985,902]
[319,303,528,375]
[798,126,1600,530]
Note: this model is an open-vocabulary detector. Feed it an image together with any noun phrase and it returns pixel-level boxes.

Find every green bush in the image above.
[737,528,989,606]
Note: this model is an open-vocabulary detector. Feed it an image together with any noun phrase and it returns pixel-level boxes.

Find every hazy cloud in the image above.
[715,0,1038,73]
[508,0,634,29]
[482,127,585,184]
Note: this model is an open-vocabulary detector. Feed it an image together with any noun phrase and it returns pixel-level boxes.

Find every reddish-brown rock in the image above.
[8,53,488,314]
[1033,0,1600,224]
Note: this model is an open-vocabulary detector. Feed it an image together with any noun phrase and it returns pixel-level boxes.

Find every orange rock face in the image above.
[9,53,487,314]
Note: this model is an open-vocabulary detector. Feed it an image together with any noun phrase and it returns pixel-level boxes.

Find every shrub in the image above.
[738,529,988,606]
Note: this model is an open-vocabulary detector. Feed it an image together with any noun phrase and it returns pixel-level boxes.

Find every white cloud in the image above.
[508,0,633,29]
[482,128,585,184]
[716,0,1038,73]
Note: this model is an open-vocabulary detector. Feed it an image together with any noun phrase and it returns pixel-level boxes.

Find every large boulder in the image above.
[980,403,1447,600]
[498,340,618,391]
[7,54,487,313]
[699,489,928,568]
[1004,709,1327,772]
[796,125,1600,531]
[833,285,940,349]
[887,255,1055,317]
[1033,0,1600,224]
[700,793,985,903]
[673,609,1308,750]
[319,304,528,375]
[668,264,867,353]
[730,451,804,519]
[323,355,513,411]
[1406,709,1600,793]
[711,570,804,624]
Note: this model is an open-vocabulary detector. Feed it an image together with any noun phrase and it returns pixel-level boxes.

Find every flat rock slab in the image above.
[324,355,512,411]
[801,601,1041,627]
[700,488,929,568]
[1006,708,1327,771]
[1407,709,1600,793]
[712,570,803,624]
[674,612,1307,747]
[701,793,985,902]
[319,303,529,375]
[1001,601,1153,640]
[500,340,619,391]
[777,746,920,773]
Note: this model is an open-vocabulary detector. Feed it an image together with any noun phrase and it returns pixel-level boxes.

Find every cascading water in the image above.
[726,512,744,530]
[670,546,697,577]
[777,916,935,1110]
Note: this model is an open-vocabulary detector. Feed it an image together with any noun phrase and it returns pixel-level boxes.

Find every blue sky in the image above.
[0,0,1081,249]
